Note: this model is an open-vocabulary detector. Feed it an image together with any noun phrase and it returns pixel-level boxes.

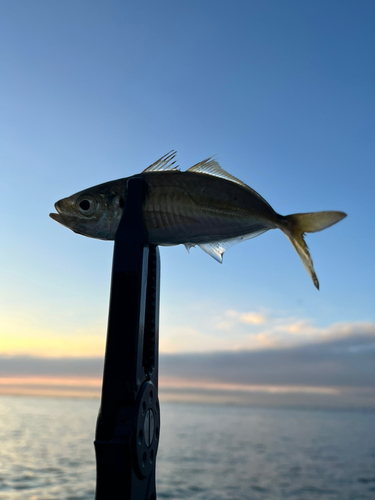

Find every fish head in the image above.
[49,183,125,240]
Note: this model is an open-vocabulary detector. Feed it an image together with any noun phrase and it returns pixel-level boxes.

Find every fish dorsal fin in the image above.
[142,151,180,173]
[187,158,248,187]
[198,229,269,263]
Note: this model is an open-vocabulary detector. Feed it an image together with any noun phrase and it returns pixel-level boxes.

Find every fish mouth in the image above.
[49,202,67,225]
[49,212,65,224]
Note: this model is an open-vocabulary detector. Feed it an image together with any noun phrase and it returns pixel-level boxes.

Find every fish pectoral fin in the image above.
[142,151,180,172]
[187,158,249,188]
[143,211,200,230]
[198,229,268,263]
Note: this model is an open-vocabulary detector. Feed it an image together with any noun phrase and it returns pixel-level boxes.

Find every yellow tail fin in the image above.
[282,211,346,289]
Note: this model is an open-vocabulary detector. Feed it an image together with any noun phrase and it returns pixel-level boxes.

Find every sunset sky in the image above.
[1,1,374,408]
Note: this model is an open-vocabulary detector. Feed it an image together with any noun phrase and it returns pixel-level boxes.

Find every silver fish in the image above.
[50,151,346,289]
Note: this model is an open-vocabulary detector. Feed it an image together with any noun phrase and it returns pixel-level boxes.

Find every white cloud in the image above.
[240,312,267,324]
[216,309,268,330]
[160,304,375,353]
[2,298,374,359]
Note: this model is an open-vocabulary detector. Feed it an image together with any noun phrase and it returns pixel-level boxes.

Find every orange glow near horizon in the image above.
[158,377,341,395]
[0,312,106,358]
[0,375,347,400]
[0,376,102,398]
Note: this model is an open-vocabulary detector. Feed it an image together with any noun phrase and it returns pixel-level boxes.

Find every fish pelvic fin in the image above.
[184,243,196,253]
[282,211,347,290]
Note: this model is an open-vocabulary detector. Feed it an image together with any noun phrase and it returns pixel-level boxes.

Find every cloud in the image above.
[0,332,374,408]
[240,312,267,324]
[217,309,267,329]
[2,299,374,358]
[160,333,375,388]
[161,303,375,352]
[1,299,374,407]
[0,356,104,377]
[1,331,374,388]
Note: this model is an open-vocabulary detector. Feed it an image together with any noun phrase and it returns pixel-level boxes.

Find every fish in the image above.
[50,151,346,289]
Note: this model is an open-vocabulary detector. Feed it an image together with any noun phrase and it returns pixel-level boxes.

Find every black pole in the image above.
[94,176,160,500]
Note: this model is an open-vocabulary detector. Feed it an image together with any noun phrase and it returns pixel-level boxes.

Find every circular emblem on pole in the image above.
[134,381,160,478]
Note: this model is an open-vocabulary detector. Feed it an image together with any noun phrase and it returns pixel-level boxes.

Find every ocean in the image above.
[0,396,374,500]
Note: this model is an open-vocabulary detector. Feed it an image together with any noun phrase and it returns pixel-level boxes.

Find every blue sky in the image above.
[1,1,374,404]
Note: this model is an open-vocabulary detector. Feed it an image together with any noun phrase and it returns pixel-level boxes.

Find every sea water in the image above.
[0,396,374,500]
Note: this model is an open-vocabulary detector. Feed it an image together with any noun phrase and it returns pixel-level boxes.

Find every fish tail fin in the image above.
[282,211,347,289]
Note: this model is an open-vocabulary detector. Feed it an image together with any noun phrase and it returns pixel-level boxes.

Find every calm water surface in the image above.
[0,396,374,500]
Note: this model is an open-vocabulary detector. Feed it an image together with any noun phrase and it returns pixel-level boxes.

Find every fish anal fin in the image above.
[142,151,180,173]
[198,243,225,263]
[198,229,268,263]
[187,158,249,188]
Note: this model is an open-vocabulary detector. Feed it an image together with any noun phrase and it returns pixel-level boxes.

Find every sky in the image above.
[1,0,374,408]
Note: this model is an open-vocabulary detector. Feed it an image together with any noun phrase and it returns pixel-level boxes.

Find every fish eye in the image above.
[77,195,97,216]
[79,200,90,211]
